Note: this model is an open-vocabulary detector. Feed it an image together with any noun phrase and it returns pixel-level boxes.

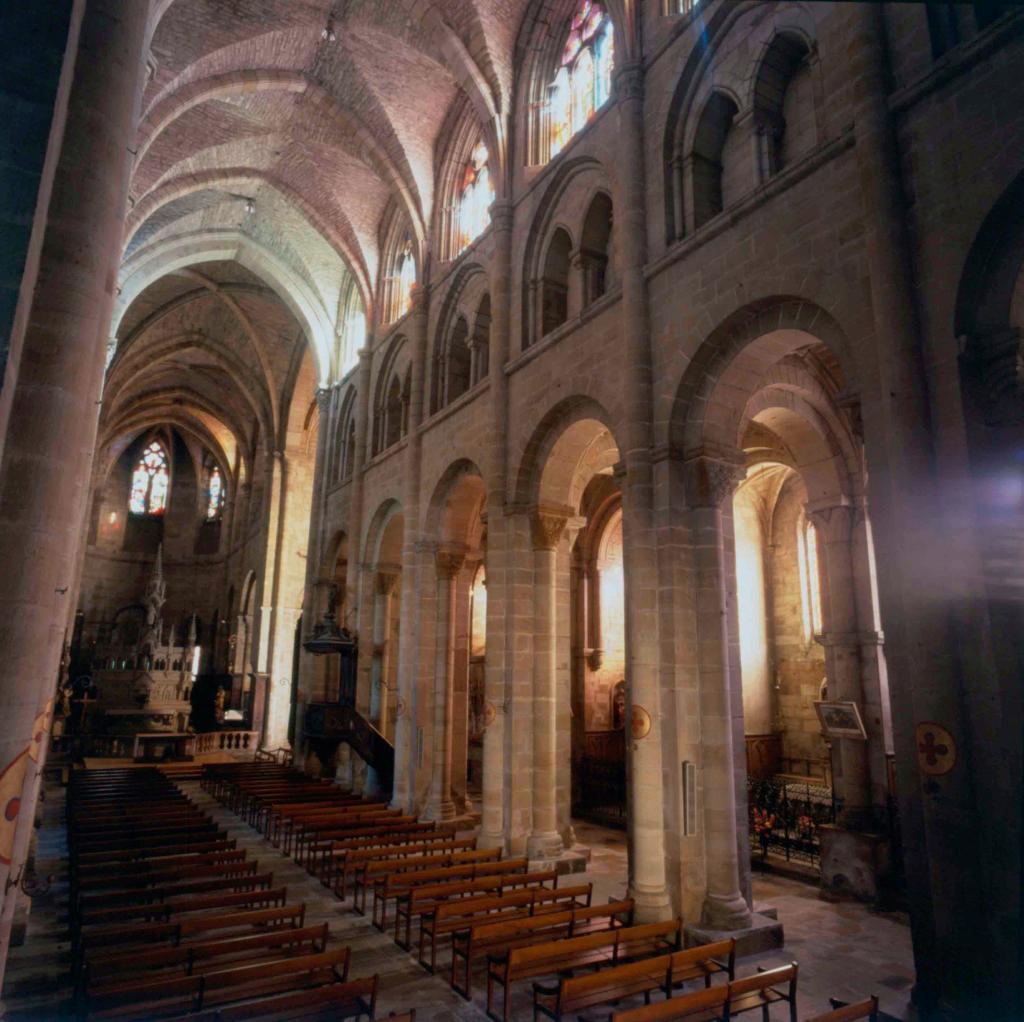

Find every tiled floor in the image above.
[1,783,915,1020]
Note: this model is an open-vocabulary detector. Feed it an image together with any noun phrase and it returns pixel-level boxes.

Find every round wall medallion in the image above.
[395,695,408,719]
[483,701,497,728]
[915,721,956,776]
[630,705,652,740]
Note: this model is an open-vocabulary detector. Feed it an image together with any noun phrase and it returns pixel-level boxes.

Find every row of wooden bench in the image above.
[201,763,882,1022]
[67,767,385,1022]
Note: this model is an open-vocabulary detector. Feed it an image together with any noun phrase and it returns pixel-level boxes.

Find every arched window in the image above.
[540,228,572,338]
[339,281,366,377]
[456,141,494,256]
[796,518,823,642]
[397,245,416,317]
[549,1,614,159]
[206,466,224,520]
[691,91,740,228]
[130,441,170,516]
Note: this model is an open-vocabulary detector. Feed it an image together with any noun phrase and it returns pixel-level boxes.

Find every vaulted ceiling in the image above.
[106,0,577,483]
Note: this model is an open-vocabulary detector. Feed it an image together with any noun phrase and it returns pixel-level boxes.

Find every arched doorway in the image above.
[671,299,895,913]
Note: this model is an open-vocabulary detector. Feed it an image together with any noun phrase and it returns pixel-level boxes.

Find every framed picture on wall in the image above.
[813,700,868,740]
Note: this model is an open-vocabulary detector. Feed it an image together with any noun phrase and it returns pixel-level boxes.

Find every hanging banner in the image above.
[0,749,29,867]
[29,698,54,764]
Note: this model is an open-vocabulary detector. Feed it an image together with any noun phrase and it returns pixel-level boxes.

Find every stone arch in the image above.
[579,189,615,305]
[363,498,406,570]
[424,459,488,547]
[520,155,610,349]
[514,395,621,509]
[751,30,818,174]
[669,297,860,457]
[430,263,489,414]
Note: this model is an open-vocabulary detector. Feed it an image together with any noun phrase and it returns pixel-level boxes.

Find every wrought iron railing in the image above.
[748,776,837,868]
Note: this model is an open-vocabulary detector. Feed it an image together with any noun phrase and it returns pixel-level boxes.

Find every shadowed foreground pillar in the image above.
[0,0,148,983]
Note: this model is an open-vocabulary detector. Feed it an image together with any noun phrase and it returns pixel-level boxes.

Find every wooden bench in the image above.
[77,903,307,968]
[163,974,378,1022]
[487,920,681,1022]
[414,877,581,969]
[81,922,330,994]
[726,963,798,1022]
[73,824,224,858]
[82,945,350,1021]
[287,806,405,858]
[452,898,634,999]
[807,996,879,1022]
[75,837,235,869]
[611,985,730,1022]
[76,869,273,920]
[315,821,441,883]
[396,868,560,949]
[79,885,289,929]
[78,858,263,898]
[367,851,513,929]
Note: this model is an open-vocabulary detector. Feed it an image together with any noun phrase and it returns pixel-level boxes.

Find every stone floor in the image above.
[1,782,915,1021]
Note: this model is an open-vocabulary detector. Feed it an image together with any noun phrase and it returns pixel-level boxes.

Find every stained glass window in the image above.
[130,441,170,516]
[455,141,494,256]
[206,466,224,520]
[549,0,613,158]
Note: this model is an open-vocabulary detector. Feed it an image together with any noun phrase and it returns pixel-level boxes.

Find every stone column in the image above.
[615,62,671,920]
[807,501,872,823]
[528,510,567,859]
[0,0,148,972]
[424,548,465,820]
[685,454,753,930]
[371,570,400,733]
[846,9,1012,1015]
[481,200,514,849]
[394,284,429,811]
[346,346,374,630]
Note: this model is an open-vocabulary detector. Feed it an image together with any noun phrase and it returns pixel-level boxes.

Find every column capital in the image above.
[682,451,745,508]
[489,198,514,234]
[376,569,400,596]
[615,61,644,102]
[805,499,854,541]
[530,506,574,551]
[436,545,467,579]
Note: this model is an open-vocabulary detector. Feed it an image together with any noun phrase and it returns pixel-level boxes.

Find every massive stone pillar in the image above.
[0,0,148,981]
[615,62,671,920]
[480,201,513,850]
[846,9,1017,1016]
[684,455,753,931]
[528,510,567,859]
[424,548,464,820]
[393,285,428,812]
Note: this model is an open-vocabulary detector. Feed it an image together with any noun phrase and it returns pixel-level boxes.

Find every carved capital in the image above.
[489,198,514,234]
[409,282,428,312]
[436,549,466,580]
[683,454,745,508]
[376,570,400,596]
[615,62,644,102]
[531,511,568,551]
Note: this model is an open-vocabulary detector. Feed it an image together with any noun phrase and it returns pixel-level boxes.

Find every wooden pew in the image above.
[75,837,236,869]
[532,942,736,1022]
[807,996,879,1022]
[163,974,378,1022]
[77,903,307,968]
[75,870,274,925]
[81,945,350,1021]
[78,858,263,898]
[78,885,290,928]
[414,877,581,969]
[81,922,330,993]
[313,820,439,881]
[396,869,561,949]
[451,898,634,999]
[725,963,798,1021]
[486,920,682,1022]
[365,851,511,928]
[611,986,729,1022]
